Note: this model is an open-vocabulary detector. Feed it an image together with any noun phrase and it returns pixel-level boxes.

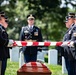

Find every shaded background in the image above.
[0,0,76,41]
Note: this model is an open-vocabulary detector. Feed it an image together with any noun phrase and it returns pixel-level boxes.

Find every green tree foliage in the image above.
[0,0,75,41]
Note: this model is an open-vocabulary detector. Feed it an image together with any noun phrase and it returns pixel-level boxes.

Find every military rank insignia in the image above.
[34,32,38,36]
[34,29,38,36]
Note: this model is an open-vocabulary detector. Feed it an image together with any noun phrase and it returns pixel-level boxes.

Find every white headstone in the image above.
[19,51,25,68]
[37,51,45,62]
[48,49,58,65]
[10,47,19,62]
[62,56,67,74]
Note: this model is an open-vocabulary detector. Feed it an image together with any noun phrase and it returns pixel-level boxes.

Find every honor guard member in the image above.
[0,11,14,75]
[20,14,43,63]
[62,12,76,75]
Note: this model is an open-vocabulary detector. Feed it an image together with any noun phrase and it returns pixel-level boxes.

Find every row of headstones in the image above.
[9,47,67,74]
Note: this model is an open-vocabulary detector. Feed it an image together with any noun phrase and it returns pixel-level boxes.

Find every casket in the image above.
[17,62,52,75]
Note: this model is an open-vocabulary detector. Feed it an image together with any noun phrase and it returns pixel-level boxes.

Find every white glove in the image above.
[61,41,69,47]
[68,41,74,47]
[8,39,14,47]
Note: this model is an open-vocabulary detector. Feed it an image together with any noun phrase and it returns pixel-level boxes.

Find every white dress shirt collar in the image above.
[28,25,34,28]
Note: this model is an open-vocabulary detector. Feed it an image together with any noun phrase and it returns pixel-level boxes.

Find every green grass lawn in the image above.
[5,59,19,75]
[47,64,67,75]
[5,59,68,75]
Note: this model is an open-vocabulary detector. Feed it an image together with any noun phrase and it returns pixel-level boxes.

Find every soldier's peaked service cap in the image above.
[27,14,35,20]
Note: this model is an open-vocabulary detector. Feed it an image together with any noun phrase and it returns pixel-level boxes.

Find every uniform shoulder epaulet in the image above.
[21,27,24,31]
[21,26,28,31]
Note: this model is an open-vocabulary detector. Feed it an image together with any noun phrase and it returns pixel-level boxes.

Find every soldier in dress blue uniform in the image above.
[62,12,76,75]
[0,11,14,75]
[20,14,43,63]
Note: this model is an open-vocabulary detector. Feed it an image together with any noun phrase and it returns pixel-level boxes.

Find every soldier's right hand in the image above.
[61,41,69,47]
[68,41,74,47]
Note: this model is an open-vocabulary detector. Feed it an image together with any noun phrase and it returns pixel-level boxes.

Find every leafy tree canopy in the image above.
[0,0,75,41]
